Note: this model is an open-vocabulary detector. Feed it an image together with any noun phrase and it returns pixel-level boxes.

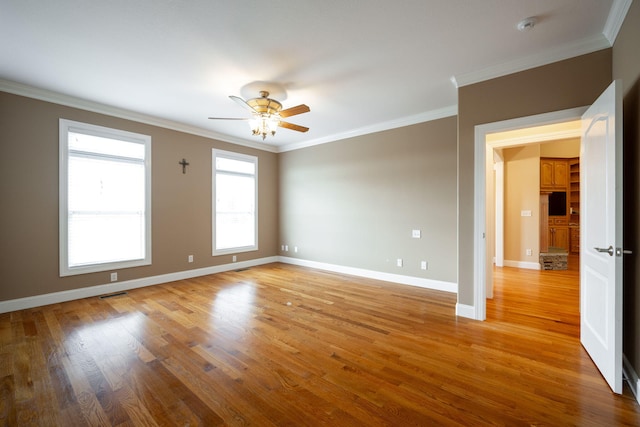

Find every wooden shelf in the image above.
[541,157,579,253]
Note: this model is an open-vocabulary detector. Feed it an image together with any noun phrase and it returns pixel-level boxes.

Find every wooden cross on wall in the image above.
[179,158,189,174]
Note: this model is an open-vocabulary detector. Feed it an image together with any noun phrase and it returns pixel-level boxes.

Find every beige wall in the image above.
[0,92,279,301]
[279,117,458,283]
[503,145,541,262]
[613,0,640,381]
[539,138,580,157]
[458,49,612,308]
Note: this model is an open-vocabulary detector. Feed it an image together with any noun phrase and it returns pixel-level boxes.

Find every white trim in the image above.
[279,257,457,294]
[503,260,541,270]
[0,257,279,314]
[623,354,640,405]
[455,303,477,319]
[0,79,279,154]
[453,0,634,89]
[1,256,458,314]
[59,119,152,276]
[494,157,504,268]
[452,35,610,88]
[488,128,582,148]
[278,105,458,153]
[212,149,259,256]
[473,107,588,321]
[473,126,487,321]
[478,107,588,136]
[603,0,633,45]
[1,78,456,155]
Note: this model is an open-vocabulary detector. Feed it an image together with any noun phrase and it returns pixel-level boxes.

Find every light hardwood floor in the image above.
[1,261,639,426]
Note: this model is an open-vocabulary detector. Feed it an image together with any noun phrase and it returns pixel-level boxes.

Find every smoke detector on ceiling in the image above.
[517,17,537,32]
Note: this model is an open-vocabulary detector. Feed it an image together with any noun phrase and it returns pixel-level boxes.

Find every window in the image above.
[212,149,258,255]
[59,119,151,276]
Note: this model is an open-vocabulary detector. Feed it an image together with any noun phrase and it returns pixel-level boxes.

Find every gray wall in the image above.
[613,0,640,383]
[457,49,612,307]
[0,92,279,301]
[279,117,458,283]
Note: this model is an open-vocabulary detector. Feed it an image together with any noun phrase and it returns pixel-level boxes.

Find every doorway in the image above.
[472,107,587,321]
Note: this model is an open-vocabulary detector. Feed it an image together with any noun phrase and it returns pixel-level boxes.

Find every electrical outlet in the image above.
[294,246,298,253]
[421,261,428,270]
[110,272,118,282]
[412,229,421,238]
[526,249,532,256]
[232,255,237,262]
[281,245,285,251]
[285,245,289,252]
[397,258,403,267]
[188,255,193,263]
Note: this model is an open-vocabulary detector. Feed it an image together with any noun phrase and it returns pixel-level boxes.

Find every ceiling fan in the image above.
[209,91,310,140]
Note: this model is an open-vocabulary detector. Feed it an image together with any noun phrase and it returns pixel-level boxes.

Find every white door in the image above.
[580,80,623,394]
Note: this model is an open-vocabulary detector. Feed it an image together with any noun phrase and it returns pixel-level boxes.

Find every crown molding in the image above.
[278,105,458,153]
[0,79,279,153]
[2,78,456,154]
[451,34,611,88]
[603,0,633,45]
[453,0,633,88]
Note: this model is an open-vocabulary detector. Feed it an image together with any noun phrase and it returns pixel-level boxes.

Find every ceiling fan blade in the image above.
[279,121,309,133]
[229,95,257,113]
[207,117,249,120]
[279,104,310,118]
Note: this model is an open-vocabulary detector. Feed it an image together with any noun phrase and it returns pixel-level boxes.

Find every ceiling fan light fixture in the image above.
[250,113,280,140]
[209,89,310,141]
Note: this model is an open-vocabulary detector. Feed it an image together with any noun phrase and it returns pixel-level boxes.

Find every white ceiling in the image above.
[0,0,628,152]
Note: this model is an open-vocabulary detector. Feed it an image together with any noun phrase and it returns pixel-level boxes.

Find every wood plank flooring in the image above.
[1,261,639,426]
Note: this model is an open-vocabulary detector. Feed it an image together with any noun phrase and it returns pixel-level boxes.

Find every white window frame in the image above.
[59,119,152,276]
[212,149,258,256]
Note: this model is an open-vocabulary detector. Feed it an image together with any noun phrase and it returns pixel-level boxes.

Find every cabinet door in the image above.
[549,227,570,250]
[541,160,554,189]
[555,227,569,250]
[553,161,568,188]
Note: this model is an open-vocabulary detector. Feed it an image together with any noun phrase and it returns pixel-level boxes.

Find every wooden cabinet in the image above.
[549,217,569,250]
[540,157,578,254]
[541,158,568,190]
[570,227,580,254]
[549,226,569,250]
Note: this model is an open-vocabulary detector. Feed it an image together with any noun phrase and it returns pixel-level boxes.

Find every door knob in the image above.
[594,246,614,256]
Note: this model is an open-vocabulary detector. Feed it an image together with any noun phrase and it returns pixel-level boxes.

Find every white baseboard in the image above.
[623,354,640,405]
[278,256,457,294]
[0,256,279,314]
[455,303,477,320]
[2,256,458,315]
[503,260,541,270]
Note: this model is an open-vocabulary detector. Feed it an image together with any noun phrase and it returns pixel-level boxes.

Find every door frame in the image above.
[473,106,587,320]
